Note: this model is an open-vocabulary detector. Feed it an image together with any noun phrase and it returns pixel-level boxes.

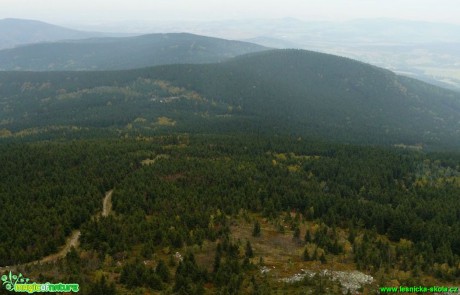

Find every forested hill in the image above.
[141,50,460,148]
[0,33,269,71]
[0,18,109,50]
[0,49,459,149]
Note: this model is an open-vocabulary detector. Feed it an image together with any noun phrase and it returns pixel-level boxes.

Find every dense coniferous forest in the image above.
[1,134,459,294]
[1,47,460,294]
[0,50,459,149]
[0,140,153,265]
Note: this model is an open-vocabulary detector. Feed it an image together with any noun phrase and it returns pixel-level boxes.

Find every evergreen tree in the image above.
[293,226,300,240]
[213,250,221,273]
[245,240,254,258]
[305,230,312,243]
[252,221,261,237]
[320,253,327,264]
[303,247,310,261]
[87,275,116,295]
[312,248,318,261]
[156,259,171,283]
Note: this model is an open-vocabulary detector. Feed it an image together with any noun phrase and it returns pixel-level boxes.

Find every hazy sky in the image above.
[1,0,460,24]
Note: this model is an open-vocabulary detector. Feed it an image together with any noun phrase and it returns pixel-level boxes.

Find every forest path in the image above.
[0,231,81,273]
[38,230,81,264]
[0,189,113,272]
[102,190,113,217]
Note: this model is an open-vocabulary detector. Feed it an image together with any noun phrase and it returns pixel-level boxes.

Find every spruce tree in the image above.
[305,230,312,243]
[320,253,327,264]
[245,240,254,258]
[303,247,310,261]
[252,221,261,237]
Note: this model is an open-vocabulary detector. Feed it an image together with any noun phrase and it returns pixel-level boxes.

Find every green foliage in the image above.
[305,230,312,243]
[81,215,131,256]
[66,246,81,274]
[213,240,244,294]
[252,221,261,237]
[0,140,147,265]
[302,247,310,261]
[1,133,459,292]
[173,252,206,295]
[156,259,171,283]
[293,226,300,240]
[245,241,254,258]
[81,135,459,280]
[87,275,116,295]
[320,253,327,264]
[120,260,163,290]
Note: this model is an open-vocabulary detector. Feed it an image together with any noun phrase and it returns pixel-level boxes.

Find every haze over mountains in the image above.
[2,18,459,89]
[84,18,460,90]
[0,33,268,71]
[0,18,459,149]
[0,18,122,50]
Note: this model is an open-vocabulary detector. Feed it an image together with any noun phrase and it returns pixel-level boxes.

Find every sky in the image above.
[1,0,460,25]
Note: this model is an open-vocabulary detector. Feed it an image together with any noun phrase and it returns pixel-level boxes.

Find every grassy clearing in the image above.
[230,213,356,280]
[140,154,170,166]
[155,117,176,126]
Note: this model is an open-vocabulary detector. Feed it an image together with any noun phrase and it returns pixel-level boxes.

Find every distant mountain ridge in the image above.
[0,32,269,71]
[0,18,115,49]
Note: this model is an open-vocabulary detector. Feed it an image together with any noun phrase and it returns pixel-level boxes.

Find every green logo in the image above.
[1,271,79,293]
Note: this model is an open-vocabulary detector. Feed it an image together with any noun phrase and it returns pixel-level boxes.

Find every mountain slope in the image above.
[0,33,269,71]
[0,49,459,149]
[0,18,110,49]
[139,50,460,147]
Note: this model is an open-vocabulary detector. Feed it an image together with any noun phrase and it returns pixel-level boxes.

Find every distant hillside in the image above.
[143,50,460,148]
[0,49,459,149]
[175,18,460,91]
[242,36,302,49]
[0,33,269,71]
[0,18,111,49]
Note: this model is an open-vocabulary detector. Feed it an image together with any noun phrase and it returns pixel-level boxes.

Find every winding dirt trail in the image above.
[40,230,81,264]
[102,190,113,217]
[0,190,113,272]
[0,231,81,273]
